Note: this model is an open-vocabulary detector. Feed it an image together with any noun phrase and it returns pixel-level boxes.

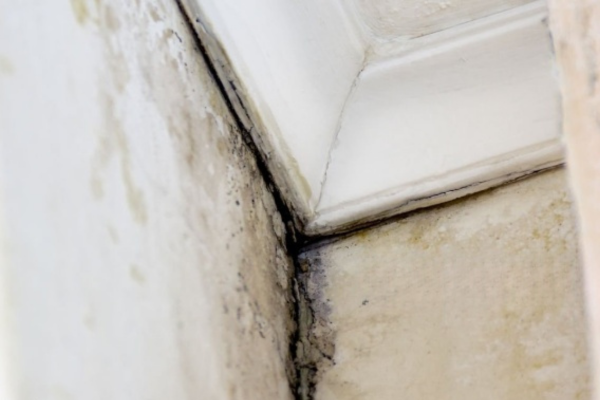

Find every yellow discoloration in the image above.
[122,169,148,225]
[70,0,89,25]
[91,92,147,225]
[117,135,148,226]
[103,4,120,31]
[90,133,111,201]
[148,5,162,22]
[0,56,14,75]
[129,264,146,285]
[2,1,295,399]
[304,169,590,400]
[90,175,104,200]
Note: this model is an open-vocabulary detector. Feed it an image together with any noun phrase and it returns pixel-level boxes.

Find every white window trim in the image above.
[182,0,562,235]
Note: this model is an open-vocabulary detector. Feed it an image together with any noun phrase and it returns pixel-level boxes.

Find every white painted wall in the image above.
[349,0,534,40]
[0,1,294,399]
[301,169,590,400]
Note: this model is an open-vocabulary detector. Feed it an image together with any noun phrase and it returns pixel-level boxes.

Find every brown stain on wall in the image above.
[5,1,295,399]
[83,2,295,399]
[479,191,586,399]
[90,91,147,225]
[303,170,590,400]
[129,264,146,285]
[70,0,89,25]
[118,144,149,226]
[88,2,146,225]
[146,11,296,397]
[103,4,121,32]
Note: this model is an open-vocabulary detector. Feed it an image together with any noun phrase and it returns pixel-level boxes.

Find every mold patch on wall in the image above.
[295,254,336,400]
[300,168,590,400]
[0,0,296,399]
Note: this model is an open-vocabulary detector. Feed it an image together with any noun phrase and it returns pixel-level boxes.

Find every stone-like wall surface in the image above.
[0,1,294,399]
[550,2,600,394]
[300,169,590,400]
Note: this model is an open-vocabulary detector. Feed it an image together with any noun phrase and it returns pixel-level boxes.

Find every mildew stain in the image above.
[89,3,146,225]
[82,2,297,398]
[70,0,89,25]
[119,149,148,226]
[149,5,162,22]
[103,4,121,32]
[131,13,232,205]
[91,92,148,225]
[296,254,336,400]
[0,56,14,76]
[129,264,146,285]
[90,134,111,200]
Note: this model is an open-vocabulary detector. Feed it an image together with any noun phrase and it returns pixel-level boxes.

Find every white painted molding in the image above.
[181,0,367,223]
[183,0,562,235]
[311,2,561,234]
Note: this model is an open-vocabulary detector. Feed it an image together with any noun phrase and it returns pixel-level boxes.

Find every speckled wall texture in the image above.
[300,168,590,400]
[0,1,294,399]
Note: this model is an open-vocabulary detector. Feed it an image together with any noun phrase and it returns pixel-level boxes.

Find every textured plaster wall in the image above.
[0,1,294,399]
[300,168,590,400]
[549,2,600,396]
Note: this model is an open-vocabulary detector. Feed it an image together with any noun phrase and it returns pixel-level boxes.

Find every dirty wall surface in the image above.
[0,1,294,399]
[300,169,590,400]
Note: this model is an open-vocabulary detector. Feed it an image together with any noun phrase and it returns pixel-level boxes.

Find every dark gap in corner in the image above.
[171,5,564,400]
[173,1,311,399]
